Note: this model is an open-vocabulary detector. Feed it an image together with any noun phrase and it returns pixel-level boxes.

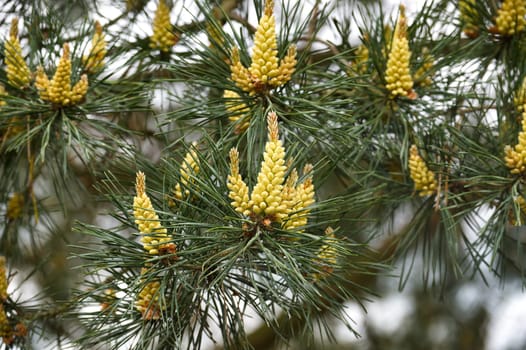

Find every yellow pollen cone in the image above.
[4,18,31,89]
[83,21,107,73]
[505,111,526,175]
[133,171,174,255]
[229,0,296,95]
[494,0,526,36]
[150,0,179,52]
[409,144,437,196]
[385,5,415,99]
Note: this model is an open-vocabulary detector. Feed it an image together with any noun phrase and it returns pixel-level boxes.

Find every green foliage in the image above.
[0,0,526,349]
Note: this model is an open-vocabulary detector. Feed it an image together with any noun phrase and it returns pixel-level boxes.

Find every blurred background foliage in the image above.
[0,0,526,348]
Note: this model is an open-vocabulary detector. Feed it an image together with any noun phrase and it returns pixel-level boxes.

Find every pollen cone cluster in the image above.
[206,11,225,51]
[385,5,414,99]
[351,40,369,74]
[505,111,526,175]
[150,0,179,52]
[173,146,200,201]
[249,0,279,83]
[282,164,315,230]
[0,257,8,342]
[4,18,31,89]
[313,227,338,281]
[6,193,24,220]
[135,280,164,320]
[83,21,107,73]
[227,148,251,216]
[0,305,9,343]
[382,24,394,56]
[459,0,480,37]
[1,113,25,141]
[514,77,526,113]
[0,257,7,302]
[36,43,88,106]
[224,90,250,133]
[517,196,526,212]
[249,113,288,218]
[206,21,222,48]
[227,112,315,230]
[0,85,6,107]
[230,0,296,95]
[134,172,175,256]
[409,144,437,196]
[494,0,526,36]
[414,47,434,87]
[0,257,25,344]
[510,195,526,225]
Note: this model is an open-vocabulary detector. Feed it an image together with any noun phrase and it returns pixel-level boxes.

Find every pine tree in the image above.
[0,0,525,349]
